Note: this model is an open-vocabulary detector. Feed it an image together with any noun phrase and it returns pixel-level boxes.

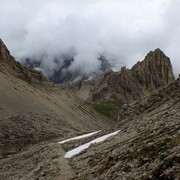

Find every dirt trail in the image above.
[55,148,75,180]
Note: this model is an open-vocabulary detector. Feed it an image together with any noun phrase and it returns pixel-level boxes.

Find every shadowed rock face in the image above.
[23,54,112,84]
[64,48,175,102]
[0,39,49,85]
[0,39,18,69]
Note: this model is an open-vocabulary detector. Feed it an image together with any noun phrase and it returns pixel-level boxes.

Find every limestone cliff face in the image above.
[131,48,175,87]
[64,49,175,102]
[0,39,49,85]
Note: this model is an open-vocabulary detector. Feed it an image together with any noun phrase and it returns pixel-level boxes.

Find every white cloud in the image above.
[0,0,179,78]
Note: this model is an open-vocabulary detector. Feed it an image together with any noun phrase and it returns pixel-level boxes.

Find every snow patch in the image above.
[58,131,101,144]
[65,130,121,158]
[34,67,43,71]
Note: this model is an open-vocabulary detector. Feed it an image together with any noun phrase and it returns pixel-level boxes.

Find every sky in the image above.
[0,0,180,79]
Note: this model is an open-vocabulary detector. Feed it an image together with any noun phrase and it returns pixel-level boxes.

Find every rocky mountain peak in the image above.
[64,48,175,103]
[131,48,175,87]
[0,39,49,85]
[0,39,12,65]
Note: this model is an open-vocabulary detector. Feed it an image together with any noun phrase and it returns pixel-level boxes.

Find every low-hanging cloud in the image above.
[0,0,180,82]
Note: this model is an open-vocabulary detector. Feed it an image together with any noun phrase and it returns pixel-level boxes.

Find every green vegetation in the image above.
[91,99,124,119]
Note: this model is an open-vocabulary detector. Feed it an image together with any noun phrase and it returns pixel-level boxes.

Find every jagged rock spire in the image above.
[132,48,175,87]
[65,48,175,102]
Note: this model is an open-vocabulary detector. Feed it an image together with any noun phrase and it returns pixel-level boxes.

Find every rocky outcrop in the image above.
[131,48,175,87]
[0,39,49,85]
[64,49,175,103]
[69,78,180,180]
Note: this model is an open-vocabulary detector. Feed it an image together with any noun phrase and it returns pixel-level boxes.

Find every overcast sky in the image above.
[0,0,180,78]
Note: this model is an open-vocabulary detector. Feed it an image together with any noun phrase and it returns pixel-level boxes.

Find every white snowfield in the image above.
[65,130,121,158]
[58,130,101,144]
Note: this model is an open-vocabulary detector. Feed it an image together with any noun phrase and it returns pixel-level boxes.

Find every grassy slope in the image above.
[91,99,124,120]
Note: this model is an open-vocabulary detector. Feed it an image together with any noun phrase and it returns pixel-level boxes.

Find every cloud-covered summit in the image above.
[0,0,180,82]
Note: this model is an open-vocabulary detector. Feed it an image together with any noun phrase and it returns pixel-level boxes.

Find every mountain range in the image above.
[0,39,179,180]
[23,55,111,84]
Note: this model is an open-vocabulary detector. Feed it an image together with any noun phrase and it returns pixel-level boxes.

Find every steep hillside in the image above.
[0,39,179,180]
[1,75,179,180]
[0,39,49,85]
[0,39,110,158]
[69,77,180,179]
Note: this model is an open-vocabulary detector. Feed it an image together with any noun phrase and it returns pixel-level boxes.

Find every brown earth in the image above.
[0,39,110,160]
[0,39,179,179]
[69,78,180,180]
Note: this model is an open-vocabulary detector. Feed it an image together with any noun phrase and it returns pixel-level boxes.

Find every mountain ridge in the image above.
[62,48,175,104]
[0,39,50,86]
[0,39,179,180]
